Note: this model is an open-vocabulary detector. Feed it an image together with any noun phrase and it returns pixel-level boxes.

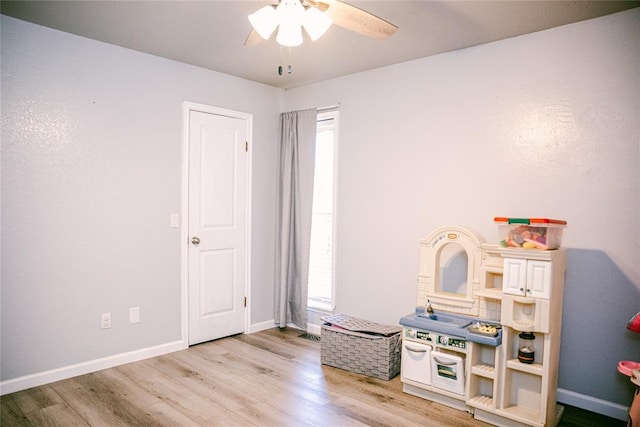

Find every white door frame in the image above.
[181,101,252,346]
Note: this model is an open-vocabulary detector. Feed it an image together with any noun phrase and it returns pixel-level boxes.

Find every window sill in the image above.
[308,304,334,314]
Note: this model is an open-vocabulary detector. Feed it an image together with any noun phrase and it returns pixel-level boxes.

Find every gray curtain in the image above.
[274,109,318,329]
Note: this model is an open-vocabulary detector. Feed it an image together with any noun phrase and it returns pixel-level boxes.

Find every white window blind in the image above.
[307,110,338,310]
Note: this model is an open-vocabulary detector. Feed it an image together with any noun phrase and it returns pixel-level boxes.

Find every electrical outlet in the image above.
[129,306,140,324]
[101,312,111,329]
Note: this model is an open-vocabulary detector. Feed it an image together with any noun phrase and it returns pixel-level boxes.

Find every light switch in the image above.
[130,306,140,324]
[170,214,179,228]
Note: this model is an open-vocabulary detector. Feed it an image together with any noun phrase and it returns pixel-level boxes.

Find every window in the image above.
[307,110,338,310]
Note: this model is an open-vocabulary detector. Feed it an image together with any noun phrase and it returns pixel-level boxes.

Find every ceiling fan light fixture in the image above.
[277,21,303,47]
[275,0,305,47]
[245,0,397,49]
[303,7,332,41]
[248,5,278,40]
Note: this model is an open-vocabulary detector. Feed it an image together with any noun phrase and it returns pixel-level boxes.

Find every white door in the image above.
[188,109,248,345]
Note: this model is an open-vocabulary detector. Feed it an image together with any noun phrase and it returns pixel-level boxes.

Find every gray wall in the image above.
[284,9,640,414]
[1,15,281,382]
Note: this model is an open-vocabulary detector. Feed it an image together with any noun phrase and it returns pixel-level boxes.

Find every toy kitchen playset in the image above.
[400,218,567,427]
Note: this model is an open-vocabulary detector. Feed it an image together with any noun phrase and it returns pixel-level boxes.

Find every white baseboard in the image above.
[248,319,276,333]
[557,388,630,421]
[0,340,186,396]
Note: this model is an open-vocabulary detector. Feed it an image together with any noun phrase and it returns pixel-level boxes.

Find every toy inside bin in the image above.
[495,217,567,250]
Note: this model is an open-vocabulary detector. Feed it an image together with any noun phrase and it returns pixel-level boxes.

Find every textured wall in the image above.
[1,15,281,382]
[284,9,640,411]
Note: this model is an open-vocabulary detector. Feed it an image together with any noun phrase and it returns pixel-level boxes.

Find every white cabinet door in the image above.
[503,258,528,296]
[527,260,552,299]
[503,258,552,299]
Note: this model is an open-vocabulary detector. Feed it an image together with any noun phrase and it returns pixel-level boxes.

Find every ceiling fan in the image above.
[245,0,398,47]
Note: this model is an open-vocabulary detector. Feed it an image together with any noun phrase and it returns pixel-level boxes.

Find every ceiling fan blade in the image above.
[317,0,397,40]
[306,0,329,12]
[244,29,265,47]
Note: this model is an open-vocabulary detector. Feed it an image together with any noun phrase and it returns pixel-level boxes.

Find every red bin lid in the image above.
[494,217,567,226]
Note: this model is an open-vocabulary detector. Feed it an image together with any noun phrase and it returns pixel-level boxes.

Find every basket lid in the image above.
[321,314,402,336]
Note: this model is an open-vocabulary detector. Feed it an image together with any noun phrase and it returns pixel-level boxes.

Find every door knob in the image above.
[191,236,201,246]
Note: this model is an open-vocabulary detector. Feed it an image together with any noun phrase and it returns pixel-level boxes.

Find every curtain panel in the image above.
[274,109,318,329]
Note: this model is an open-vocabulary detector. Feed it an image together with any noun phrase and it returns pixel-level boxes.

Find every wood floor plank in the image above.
[0,393,32,426]
[6,385,87,426]
[99,367,208,426]
[114,360,252,426]
[52,369,185,426]
[197,336,327,388]
[319,365,483,426]
[68,372,164,426]
[23,402,89,427]
[234,328,321,364]
[234,400,317,427]
[154,351,264,412]
[324,394,426,427]
[8,385,65,414]
[199,339,338,408]
[255,379,367,427]
[48,376,136,427]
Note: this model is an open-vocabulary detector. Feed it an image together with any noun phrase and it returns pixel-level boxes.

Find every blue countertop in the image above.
[399,308,502,346]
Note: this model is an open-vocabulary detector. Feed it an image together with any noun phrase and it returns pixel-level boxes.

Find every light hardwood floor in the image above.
[0,328,625,426]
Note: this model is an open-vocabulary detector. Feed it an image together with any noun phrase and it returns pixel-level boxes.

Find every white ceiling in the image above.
[2,1,638,89]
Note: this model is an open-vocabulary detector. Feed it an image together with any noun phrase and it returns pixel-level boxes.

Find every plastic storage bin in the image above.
[494,217,566,250]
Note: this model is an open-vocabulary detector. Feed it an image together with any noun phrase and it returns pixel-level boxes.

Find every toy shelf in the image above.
[468,394,495,410]
[472,363,496,378]
[476,287,502,300]
[468,341,500,412]
[506,359,544,376]
[501,369,543,420]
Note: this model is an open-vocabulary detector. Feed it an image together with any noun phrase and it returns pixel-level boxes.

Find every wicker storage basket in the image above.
[320,314,402,380]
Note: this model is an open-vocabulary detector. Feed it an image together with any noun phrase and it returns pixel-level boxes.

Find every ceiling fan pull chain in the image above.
[288,47,293,74]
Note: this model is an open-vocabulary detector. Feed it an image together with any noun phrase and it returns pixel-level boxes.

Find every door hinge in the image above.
[244,296,247,307]
[245,141,248,152]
